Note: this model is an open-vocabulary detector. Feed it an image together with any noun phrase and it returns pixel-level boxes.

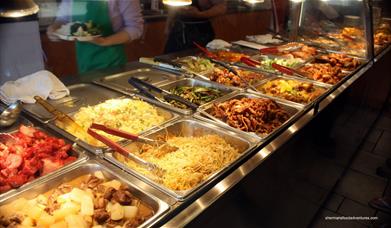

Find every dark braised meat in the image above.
[210,97,291,134]
[209,68,265,88]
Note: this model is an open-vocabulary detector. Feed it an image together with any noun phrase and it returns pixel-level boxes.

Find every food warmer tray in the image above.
[233,56,307,76]
[0,104,88,200]
[104,117,258,201]
[172,55,273,91]
[0,159,171,228]
[93,61,184,94]
[194,91,303,141]
[23,83,180,155]
[293,57,367,87]
[155,78,238,115]
[23,83,131,122]
[248,75,331,107]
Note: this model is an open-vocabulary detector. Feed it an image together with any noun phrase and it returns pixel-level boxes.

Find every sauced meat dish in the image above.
[0,173,153,228]
[298,63,347,85]
[210,97,291,135]
[317,53,360,71]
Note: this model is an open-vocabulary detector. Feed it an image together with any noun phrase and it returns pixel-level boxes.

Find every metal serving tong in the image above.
[259,43,302,55]
[240,56,262,67]
[87,123,169,176]
[271,63,308,78]
[128,77,199,111]
[34,96,98,144]
[193,42,218,58]
[192,42,259,90]
[152,56,213,82]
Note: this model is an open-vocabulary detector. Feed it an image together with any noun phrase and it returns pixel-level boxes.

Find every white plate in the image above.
[54,22,101,42]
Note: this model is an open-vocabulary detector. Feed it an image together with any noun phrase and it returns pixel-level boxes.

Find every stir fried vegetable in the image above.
[260,58,303,72]
[168,86,223,109]
[176,57,215,73]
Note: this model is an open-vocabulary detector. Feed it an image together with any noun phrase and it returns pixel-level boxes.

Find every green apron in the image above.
[72,0,127,73]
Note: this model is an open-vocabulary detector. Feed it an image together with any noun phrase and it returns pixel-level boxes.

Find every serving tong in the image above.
[271,63,308,78]
[193,42,259,91]
[87,123,171,177]
[259,43,303,55]
[33,96,98,144]
[128,77,199,111]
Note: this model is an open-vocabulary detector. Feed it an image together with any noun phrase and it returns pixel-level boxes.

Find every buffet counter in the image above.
[1,44,388,227]
[2,20,391,226]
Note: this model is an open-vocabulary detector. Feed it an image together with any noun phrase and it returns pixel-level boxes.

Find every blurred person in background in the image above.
[47,0,144,74]
[164,0,227,53]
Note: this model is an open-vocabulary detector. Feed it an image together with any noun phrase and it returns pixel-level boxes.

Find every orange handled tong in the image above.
[87,123,165,174]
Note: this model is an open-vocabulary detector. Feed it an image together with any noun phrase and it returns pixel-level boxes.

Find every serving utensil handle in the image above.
[87,127,157,170]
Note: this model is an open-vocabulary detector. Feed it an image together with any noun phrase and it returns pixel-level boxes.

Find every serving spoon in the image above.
[0,101,23,128]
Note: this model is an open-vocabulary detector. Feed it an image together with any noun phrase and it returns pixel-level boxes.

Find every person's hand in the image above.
[88,37,110,46]
[47,23,62,42]
[181,6,203,18]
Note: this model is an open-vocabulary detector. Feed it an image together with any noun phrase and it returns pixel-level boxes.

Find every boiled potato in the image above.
[110,203,124,220]
[65,214,88,228]
[37,212,56,227]
[94,171,105,180]
[69,188,87,203]
[123,206,138,219]
[103,180,121,190]
[53,201,80,221]
[80,195,94,216]
[21,217,34,226]
[27,205,44,220]
[50,221,68,228]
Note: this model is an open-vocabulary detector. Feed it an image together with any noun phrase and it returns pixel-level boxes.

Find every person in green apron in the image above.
[47,0,144,74]
[164,0,227,53]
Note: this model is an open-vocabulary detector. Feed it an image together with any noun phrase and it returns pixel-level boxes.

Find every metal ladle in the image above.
[0,101,23,128]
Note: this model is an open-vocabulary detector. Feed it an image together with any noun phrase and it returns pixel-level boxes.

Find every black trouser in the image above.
[164,20,215,54]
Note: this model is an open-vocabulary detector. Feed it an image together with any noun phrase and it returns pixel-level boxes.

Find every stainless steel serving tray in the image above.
[104,117,258,201]
[235,54,308,75]
[0,105,87,199]
[194,92,303,141]
[248,75,331,106]
[93,62,183,94]
[46,95,179,155]
[156,78,238,115]
[23,83,129,122]
[294,61,357,86]
[22,83,179,154]
[0,159,170,227]
[173,55,273,90]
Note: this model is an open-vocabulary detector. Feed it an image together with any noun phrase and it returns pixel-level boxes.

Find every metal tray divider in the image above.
[155,77,239,115]
[103,117,258,201]
[194,92,304,142]
[0,159,172,227]
[246,75,331,107]
[0,120,89,200]
[36,92,181,155]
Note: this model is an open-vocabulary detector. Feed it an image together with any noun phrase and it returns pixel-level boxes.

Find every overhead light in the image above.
[290,0,304,2]
[0,0,39,18]
[243,0,264,4]
[162,0,192,6]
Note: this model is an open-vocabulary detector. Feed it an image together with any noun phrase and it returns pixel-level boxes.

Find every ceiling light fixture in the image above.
[0,0,39,18]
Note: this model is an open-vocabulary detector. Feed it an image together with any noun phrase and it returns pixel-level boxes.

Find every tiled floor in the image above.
[312,100,391,228]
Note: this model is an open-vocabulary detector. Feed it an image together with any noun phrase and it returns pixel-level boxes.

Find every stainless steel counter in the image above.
[2,44,390,227]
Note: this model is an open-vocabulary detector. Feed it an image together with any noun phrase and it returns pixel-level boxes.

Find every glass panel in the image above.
[371,0,391,55]
[285,0,370,59]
